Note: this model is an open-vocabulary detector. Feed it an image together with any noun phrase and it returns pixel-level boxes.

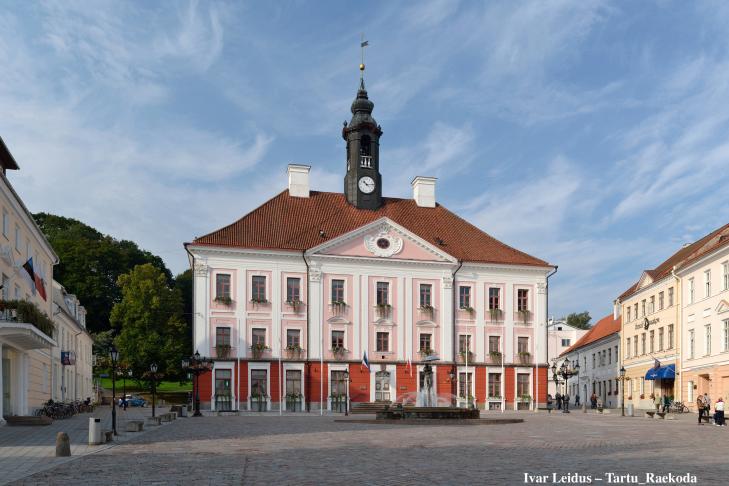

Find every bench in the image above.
[103,430,113,443]
[146,416,161,426]
[125,420,144,432]
[645,411,656,418]
[160,413,172,423]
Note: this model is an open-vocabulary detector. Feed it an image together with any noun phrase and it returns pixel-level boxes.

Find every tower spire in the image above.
[360,34,368,82]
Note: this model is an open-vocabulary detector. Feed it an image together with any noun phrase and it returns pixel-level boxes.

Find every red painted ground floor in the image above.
[196,361,548,412]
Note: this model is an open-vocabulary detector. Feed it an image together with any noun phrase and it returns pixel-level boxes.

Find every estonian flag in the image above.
[21,257,36,296]
[361,350,370,372]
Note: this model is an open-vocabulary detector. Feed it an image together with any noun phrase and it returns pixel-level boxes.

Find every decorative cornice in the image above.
[193,263,209,277]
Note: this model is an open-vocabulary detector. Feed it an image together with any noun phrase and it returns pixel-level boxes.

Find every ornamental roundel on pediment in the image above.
[364,227,403,258]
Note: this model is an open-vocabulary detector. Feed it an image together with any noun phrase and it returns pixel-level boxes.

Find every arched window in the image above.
[359,135,373,167]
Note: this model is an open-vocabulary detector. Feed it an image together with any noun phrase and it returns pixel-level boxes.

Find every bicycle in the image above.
[669,400,689,413]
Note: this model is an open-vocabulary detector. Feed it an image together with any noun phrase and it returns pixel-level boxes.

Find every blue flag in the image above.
[361,350,370,372]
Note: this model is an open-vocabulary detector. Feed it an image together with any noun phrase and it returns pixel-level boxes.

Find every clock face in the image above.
[358,176,375,194]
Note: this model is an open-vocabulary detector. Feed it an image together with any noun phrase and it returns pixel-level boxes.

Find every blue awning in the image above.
[645,364,675,380]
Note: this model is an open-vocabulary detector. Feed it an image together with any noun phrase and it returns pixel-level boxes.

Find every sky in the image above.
[2,0,729,323]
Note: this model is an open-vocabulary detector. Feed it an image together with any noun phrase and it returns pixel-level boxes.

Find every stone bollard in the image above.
[56,432,71,457]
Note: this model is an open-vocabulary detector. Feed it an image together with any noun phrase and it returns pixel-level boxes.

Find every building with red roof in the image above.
[184,75,556,413]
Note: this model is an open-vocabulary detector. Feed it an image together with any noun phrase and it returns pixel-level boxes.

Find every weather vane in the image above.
[360,33,368,78]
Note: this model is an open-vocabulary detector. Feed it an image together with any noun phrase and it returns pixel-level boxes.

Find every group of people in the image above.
[653,393,671,413]
[696,393,725,426]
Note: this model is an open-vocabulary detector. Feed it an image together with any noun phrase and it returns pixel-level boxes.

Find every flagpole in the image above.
[320,297,324,416]
[501,324,505,414]
[279,325,282,416]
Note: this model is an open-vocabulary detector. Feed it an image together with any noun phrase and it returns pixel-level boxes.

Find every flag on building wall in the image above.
[34,274,47,301]
[361,350,370,372]
[21,257,36,295]
[406,356,413,377]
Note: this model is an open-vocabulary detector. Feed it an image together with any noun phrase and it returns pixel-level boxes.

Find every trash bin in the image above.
[88,417,103,445]
[627,404,634,417]
[178,407,187,417]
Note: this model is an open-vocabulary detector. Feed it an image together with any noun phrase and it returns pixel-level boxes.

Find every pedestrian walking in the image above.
[556,392,562,410]
[698,396,706,424]
[564,393,570,412]
[590,393,597,409]
[654,393,661,413]
[714,398,725,426]
[547,394,553,413]
[663,394,670,413]
[575,393,581,407]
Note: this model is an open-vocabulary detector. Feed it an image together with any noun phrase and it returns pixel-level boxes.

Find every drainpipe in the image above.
[451,260,463,406]
[303,251,311,412]
[671,265,681,405]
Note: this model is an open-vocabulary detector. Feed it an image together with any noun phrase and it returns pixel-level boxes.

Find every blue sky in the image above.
[2,0,729,323]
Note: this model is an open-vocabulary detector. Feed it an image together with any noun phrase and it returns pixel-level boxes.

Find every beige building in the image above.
[0,137,59,423]
[676,223,729,410]
[51,280,93,403]
[617,258,681,410]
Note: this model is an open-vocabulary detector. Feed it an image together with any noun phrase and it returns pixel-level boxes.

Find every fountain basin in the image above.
[376,405,479,420]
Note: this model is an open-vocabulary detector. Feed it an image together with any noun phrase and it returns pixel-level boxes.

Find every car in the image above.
[119,395,147,407]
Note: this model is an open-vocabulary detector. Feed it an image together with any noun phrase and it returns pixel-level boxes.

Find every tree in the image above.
[33,213,171,333]
[565,311,592,330]
[111,264,186,381]
[173,269,193,357]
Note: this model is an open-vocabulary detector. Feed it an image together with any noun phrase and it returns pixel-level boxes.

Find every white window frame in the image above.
[723,262,729,291]
[689,329,695,359]
[705,270,711,298]
[705,324,711,356]
[688,278,695,304]
[723,319,729,352]
[1,208,7,238]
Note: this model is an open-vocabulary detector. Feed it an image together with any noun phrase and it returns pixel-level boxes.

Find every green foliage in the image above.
[565,311,592,330]
[0,299,55,338]
[33,213,172,333]
[173,269,193,359]
[111,264,187,381]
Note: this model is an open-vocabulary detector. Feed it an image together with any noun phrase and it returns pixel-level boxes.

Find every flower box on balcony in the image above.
[375,303,392,318]
[488,351,503,365]
[0,299,55,339]
[250,343,269,359]
[418,305,435,319]
[518,352,531,365]
[285,345,303,359]
[419,348,435,359]
[489,308,503,321]
[460,306,475,316]
[517,309,531,324]
[458,351,476,363]
[286,299,303,312]
[331,346,348,360]
[215,344,232,359]
[214,296,234,306]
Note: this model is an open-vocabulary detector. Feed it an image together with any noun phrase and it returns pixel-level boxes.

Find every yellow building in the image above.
[0,137,59,423]
[617,258,681,410]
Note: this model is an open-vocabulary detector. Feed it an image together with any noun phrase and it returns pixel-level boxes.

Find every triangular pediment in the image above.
[716,300,729,315]
[636,271,655,290]
[307,218,455,263]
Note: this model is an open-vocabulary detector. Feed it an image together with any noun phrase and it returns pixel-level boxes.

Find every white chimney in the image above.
[411,176,437,208]
[287,164,311,198]
[613,300,620,320]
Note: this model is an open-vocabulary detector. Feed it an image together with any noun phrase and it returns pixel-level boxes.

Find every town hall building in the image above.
[184,74,556,412]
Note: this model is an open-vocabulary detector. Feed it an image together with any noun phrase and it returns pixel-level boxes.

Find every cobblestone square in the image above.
[6,410,727,485]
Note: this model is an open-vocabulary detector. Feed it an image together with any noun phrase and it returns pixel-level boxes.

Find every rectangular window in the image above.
[286,329,300,348]
[251,369,267,397]
[658,327,664,351]
[634,303,638,319]
[458,372,473,399]
[331,330,345,350]
[376,332,389,352]
[252,328,266,346]
[724,320,729,352]
[488,373,501,398]
[705,270,711,298]
[458,334,471,354]
[688,381,694,403]
[641,300,646,317]
[688,278,695,304]
[689,329,695,359]
[459,286,471,309]
[26,239,31,260]
[419,284,432,308]
[668,287,674,307]
[517,289,529,312]
[626,338,631,358]
[488,287,500,310]
[286,277,301,303]
[668,324,674,349]
[215,369,232,410]
[488,335,500,353]
[641,333,646,355]
[705,324,711,355]
[1,274,8,300]
[376,282,389,306]
[1,209,7,238]
[14,224,20,252]
[649,296,655,314]
[561,338,571,347]
[286,370,302,396]
[419,333,432,352]
[592,353,596,368]
[724,263,729,291]
[216,274,231,300]
[608,348,612,364]
[251,275,266,302]
[517,336,529,354]
[516,373,530,397]
[649,330,655,353]
[658,292,664,310]
[627,307,631,322]
[331,279,345,303]
[215,327,231,346]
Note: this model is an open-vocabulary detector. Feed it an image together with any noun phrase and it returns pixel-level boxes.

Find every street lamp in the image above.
[448,368,457,406]
[343,369,350,416]
[619,366,627,417]
[110,347,119,435]
[182,351,213,417]
[150,363,158,418]
[552,358,579,413]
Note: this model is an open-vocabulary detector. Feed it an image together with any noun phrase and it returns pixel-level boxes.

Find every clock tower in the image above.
[343,77,383,210]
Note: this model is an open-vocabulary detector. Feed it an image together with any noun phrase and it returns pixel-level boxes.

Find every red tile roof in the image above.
[188,190,551,267]
[619,222,729,301]
[559,314,621,357]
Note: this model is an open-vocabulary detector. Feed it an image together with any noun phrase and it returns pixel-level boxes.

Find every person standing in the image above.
[715,398,725,426]
[564,393,570,412]
[654,393,661,413]
[556,392,562,410]
[698,396,706,424]
[575,393,581,407]
[663,394,670,413]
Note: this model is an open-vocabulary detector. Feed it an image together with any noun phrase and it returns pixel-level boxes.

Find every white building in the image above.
[560,313,621,408]
[547,319,588,397]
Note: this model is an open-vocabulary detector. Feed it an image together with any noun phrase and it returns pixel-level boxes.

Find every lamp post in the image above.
[110,347,119,435]
[150,363,158,418]
[343,369,350,416]
[619,366,627,417]
[448,368,457,406]
[552,358,579,414]
[182,351,213,417]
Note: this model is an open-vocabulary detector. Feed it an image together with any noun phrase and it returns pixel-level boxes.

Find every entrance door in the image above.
[330,370,348,412]
[375,371,391,402]
[2,358,10,417]
[250,370,268,411]
[214,369,232,411]
[285,370,302,412]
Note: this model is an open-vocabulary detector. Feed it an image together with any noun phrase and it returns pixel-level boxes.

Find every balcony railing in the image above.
[360,155,372,168]
[375,304,392,319]
[488,308,504,323]
[486,352,503,366]
[212,345,235,359]
[0,300,55,338]
[515,310,532,325]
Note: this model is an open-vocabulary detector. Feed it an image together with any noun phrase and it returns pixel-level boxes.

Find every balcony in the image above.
[486,352,503,366]
[515,310,532,326]
[331,347,348,361]
[417,306,435,321]
[212,344,236,359]
[284,346,306,360]
[360,155,372,168]
[375,304,392,319]
[330,302,347,317]
[457,351,476,364]
[517,352,532,365]
[487,308,504,323]
[285,300,305,314]
[0,300,55,350]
